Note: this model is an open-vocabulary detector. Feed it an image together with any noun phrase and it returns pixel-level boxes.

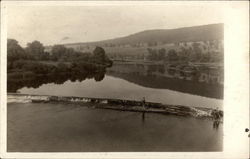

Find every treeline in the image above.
[7,39,113,72]
[146,45,223,63]
[8,60,106,76]
[7,39,112,92]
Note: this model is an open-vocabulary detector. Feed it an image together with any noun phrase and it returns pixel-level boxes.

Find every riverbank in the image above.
[7,60,111,93]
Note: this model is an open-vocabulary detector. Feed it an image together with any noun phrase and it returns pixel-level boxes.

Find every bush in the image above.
[57,62,69,73]
[12,60,28,69]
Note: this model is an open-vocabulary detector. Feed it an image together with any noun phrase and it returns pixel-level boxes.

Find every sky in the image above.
[6,2,225,47]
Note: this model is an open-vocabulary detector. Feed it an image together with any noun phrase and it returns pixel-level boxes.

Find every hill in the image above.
[65,23,223,46]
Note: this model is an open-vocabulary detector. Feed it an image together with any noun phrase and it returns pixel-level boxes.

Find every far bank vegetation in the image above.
[7,39,113,79]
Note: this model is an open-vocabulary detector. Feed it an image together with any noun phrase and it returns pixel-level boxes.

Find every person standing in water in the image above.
[142,97,146,110]
[212,107,221,121]
[141,97,146,124]
[212,107,221,130]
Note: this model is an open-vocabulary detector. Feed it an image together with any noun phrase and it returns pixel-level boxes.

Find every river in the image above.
[7,62,223,152]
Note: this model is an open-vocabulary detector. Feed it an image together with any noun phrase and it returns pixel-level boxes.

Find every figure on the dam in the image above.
[142,97,146,110]
[212,107,222,121]
[212,107,222,130]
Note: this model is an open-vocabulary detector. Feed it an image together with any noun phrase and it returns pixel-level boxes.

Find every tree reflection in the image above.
[107,62,223,99]
[7,70,106,93]
[94,72,105,81]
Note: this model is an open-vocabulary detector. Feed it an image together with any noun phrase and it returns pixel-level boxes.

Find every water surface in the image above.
[8,63,223,152]
[8,103,222,152]
[18,75,222,109]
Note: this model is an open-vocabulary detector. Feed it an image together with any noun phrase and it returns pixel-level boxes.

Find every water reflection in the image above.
[107,62,223,99]
[8,71,106,93]
[142,112,145,123]
[8,62,223,100]
[108,62,223,84]
[213,121,220,130]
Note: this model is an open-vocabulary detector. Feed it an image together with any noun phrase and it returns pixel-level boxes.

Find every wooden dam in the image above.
[7,93,223,121]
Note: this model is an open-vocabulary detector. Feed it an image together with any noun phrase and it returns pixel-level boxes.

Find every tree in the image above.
[167,49,179,61]
[92,46,106,64]
[179,47,189,62]
[147,48,158,61]
[40,52,50,60]
[192,42,202,61]
[158,48,166,61]
[200,52,211,62]
[25,41,45,60]
[57,62,69,72]
[7,39,27,64]
[51,45,67,61]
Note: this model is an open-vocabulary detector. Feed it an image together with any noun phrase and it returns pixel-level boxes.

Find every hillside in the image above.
[65,23,223,46]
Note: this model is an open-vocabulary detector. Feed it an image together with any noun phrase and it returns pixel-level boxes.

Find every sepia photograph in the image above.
[0,1,249,158]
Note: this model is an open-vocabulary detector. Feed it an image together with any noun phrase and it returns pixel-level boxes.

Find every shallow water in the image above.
[8,103,222,152]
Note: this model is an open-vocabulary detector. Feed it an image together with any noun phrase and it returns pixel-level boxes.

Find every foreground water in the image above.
[8,103,222,152]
